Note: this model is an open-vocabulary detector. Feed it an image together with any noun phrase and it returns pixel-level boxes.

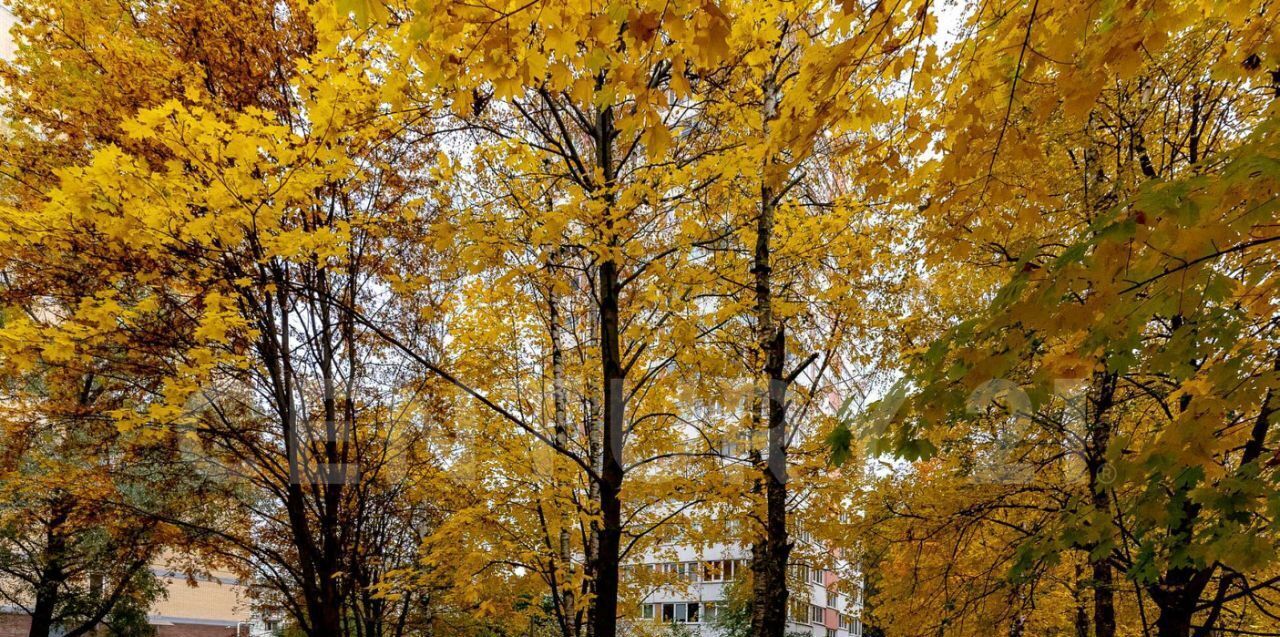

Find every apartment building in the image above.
[0,563,276,637]
[148,565,275,637]
[628,541,864,637]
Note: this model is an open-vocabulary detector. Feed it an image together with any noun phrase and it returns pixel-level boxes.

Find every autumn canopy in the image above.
[0,1,1276,637]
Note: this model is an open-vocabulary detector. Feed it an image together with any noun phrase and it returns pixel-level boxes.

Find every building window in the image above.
[703,560,723,581]
[826,629,837,637]
[827,589,837,607]
[642,604,654,620]
[656,562,701,582]
[810,604,825,624]
[790,600,808,623]
[657,602,701,623]
[703,559,743,582]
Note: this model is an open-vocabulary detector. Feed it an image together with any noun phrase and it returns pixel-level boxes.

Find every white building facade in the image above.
[628,541,864,637]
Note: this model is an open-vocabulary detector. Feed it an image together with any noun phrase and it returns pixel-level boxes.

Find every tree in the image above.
[337,3,743,635]
[5,2,1278,637]
[1,3,455,635]
[835,1,1280,636]
[0,368,187,637]
[682,3,928,635]
[0,3,312,633]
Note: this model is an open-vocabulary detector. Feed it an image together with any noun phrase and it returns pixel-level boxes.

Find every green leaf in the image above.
[826,421,854,468]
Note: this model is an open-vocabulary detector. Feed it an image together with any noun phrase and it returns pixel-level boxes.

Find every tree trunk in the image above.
[748,74,791,637]
[314,274,350,637]
[270,279,347,637]
[582,324,601,637]
[28,576,60,637]
[1008,613,1025,637]
[590,102,625,637]
[749,73,791,637]
[592,255,624,637]
[1152,596,1194,637]
[29,501,71,637]
[583,387,601,637]
[750,328,790,637]
[548,254,577,637]
[1073,564,1091,637]
[1085,372,1117,637]
[1090,558,1115,637]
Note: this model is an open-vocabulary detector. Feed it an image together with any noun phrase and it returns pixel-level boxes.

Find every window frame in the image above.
[810,603,825,624]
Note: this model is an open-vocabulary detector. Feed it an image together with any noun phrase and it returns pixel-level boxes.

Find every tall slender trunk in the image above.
[271,273,346,637]
[594,255,623,637]
[582,300,601,637]
[319,301,341,637]
[1073,564,1091,637]
[749,75,790,637]
[1090,555,1115,637]
[315,271,350,637]
[1087,371,1117,637]
[548,253,577,637]
[590,103,625,637]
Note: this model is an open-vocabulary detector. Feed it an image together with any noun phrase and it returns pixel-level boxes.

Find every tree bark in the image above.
[582,305,601,637]
[268,273,348,637]
[1086,372,1117,637]
[592,255,624,637]
[1074,564,1092,637]
[749,74,791,637]
[1152,594,1195,637]
[548,251,578,637]
[28,508,67,637]
[590,102,625,637]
